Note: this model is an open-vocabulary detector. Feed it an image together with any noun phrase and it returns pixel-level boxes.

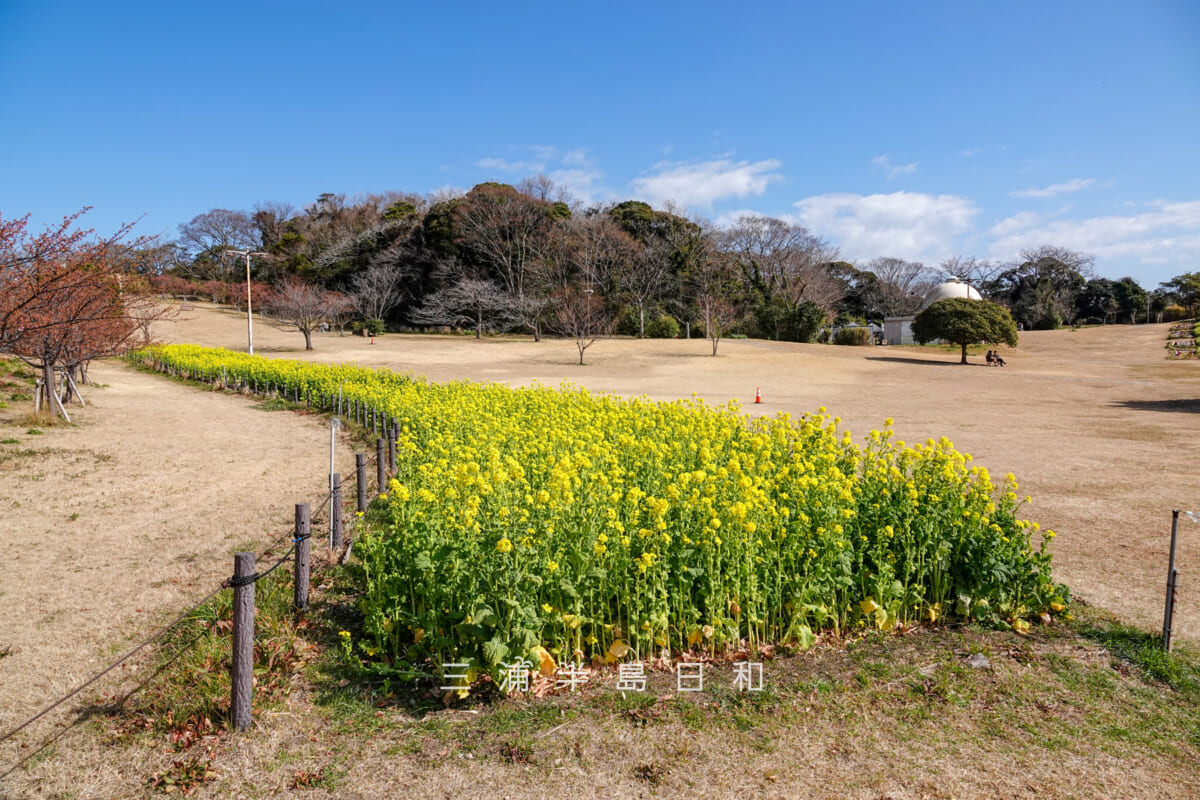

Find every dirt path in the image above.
[0,306,1196,798]
[0,358,356,739]
[158,306,1200,639]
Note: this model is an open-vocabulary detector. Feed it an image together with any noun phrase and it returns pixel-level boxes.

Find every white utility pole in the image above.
[226,249,267,355]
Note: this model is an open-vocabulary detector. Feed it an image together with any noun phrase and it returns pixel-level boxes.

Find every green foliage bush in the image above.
[353,319,386,336]
[645,315,680,339]
[613,308,641,337]
[833,327,872,346]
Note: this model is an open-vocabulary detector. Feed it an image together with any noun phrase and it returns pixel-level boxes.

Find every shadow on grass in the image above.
[865,356,980,367]
[1112,398,1200,414]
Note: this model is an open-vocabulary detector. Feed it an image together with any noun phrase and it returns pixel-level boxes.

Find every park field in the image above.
[157,304,1200,641]
[0,304,1197,798]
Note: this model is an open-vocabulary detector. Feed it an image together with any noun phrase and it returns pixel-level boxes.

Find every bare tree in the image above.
[456,184,554,340]
[619,245,672,338]
[547,216,630,363]
[517,173,567,203]
[326,291,356,335]
[350,260,411,322]
[122,275,179,345]
[176,209,259,280]
[721,215,842,340]
[264,279,344,350]
[410,277,514,338]
[865,257,940,315]
[679,228,738,355]
[553,284,612,364]
[252,200,297,249]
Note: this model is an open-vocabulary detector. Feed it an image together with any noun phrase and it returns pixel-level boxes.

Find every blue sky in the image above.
[1,1,1197,286]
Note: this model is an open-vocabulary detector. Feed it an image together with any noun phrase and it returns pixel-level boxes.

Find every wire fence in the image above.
[0,365,402,778]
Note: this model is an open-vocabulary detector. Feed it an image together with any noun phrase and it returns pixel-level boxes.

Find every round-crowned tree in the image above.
[911,298,1018,364]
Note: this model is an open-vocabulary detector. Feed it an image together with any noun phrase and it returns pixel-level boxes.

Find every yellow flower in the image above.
[496,538,513,554]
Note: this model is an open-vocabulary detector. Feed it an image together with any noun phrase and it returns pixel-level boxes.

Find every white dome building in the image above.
[883,277,982,345]
[929,277,983,303]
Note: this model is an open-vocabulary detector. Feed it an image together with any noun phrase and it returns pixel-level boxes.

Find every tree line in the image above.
[3,178,1197,408]
[146,177,1198,354]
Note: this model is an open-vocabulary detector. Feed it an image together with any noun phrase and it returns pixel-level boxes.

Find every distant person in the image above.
[994,352,1006,367]
[985,350,995,365]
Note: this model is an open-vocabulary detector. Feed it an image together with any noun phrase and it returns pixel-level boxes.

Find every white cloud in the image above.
[561,148,589,167]
[476,157,545,173]
[712,208,768,229]
[475,147,608,203]
[988,211,1041,238]
[793,191,978,263]
[987,200,1200,266]
[872,154,918,179]
[960,147,982,158]
[1011,178,1095,198]
[550,152,606,204]
[631,158,782,209]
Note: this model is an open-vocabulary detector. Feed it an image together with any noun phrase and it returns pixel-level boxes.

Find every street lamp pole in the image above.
[227,249,267,355]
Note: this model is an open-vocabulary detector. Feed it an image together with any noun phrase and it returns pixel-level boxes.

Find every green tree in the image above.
[1159,272,1200,313]
[911,298,1018,365]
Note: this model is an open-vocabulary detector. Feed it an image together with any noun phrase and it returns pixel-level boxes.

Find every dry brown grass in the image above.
[2,310,1199,798]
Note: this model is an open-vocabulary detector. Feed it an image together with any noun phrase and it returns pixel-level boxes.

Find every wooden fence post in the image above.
[376,438,386,497]
[331,473,343,550]
[230,552,255,731]
[388,423,397,473]
[294,504,311,611]
[356,454,367,513]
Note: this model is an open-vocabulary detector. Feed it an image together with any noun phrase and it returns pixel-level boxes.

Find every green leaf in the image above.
[796,624,815,650]
[482,638,509,666]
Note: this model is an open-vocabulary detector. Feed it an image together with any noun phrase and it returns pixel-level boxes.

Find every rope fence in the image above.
[0,361,404,775]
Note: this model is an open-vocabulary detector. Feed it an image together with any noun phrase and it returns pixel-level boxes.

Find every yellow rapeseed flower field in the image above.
[134,345,1068,688]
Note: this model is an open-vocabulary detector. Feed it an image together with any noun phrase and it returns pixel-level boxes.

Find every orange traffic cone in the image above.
[370,337,375,345]
[754,387,762,404]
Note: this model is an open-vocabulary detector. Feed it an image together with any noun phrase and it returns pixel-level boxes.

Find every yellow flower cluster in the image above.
[134,345,1068,680]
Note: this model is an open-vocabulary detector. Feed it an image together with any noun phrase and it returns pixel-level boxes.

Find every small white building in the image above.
[883,277,982,345]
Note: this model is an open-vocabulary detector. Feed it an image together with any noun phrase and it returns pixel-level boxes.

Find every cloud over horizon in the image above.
[793,191,977,264]
[631,158,783,209]
[1011,178,1095,198]
[988,200,1200,270]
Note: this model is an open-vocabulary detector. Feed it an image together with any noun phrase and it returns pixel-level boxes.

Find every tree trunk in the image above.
[639,306,646,339]
[303,329,313,350]
[475,307,483,339]
[61,366,78,404]
[960,343,968,364]
[40,363,55,413]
